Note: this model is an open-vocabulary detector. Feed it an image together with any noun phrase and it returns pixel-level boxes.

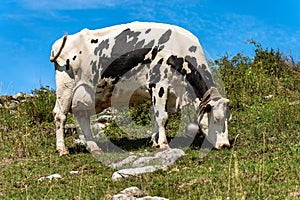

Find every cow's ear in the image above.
[204,104,212,113]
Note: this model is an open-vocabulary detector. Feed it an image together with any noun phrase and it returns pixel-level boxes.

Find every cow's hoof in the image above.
[57,148,69,157]
[153,143,169,150]
[150,133,159,146]
[86,141,103,154]
[91,149,103,156]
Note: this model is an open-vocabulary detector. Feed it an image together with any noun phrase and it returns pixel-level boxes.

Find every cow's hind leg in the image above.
[72,84,103,156]
[151,85,169,149]
[53,101,69,156]
[74,111,103,155]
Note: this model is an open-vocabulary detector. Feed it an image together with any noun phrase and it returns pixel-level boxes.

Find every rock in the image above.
[109,155,138,169]
[264,94,273,99]
[110,148,185,180]
[113,186,169,200]
[154,148,185,167]
[110,148,185,170]
[12,92,25,100]
[137,196,169,200]
[120,186,144,197]
[38,174,62,181]
[111,148,185,181]
[112,166,156,181]
[112,193,130,200]
[289,100,300,105]
[132,156,158,168]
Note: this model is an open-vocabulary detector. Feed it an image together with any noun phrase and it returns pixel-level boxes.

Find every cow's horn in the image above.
[50,34,68,62]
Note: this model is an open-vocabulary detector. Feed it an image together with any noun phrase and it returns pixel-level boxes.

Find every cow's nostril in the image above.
[219,143,230,149]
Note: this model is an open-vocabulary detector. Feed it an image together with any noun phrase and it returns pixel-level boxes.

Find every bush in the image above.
[20,86,56,125]
[214,40,300,109]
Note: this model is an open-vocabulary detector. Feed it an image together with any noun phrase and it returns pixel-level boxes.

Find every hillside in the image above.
[0,43,299,199]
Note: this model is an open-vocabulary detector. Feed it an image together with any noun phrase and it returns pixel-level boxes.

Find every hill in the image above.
[0,42,299,199]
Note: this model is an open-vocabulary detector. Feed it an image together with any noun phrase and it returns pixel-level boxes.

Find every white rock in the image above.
[132,156,158,168]
[109,155,138,169]
[137,196,169,200]
[155,148,185,167]
[112,166,156,181]
[120,186,144,197]
[38,174,62,181]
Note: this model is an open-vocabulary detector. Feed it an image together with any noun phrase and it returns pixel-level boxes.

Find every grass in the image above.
[0,44,299,199]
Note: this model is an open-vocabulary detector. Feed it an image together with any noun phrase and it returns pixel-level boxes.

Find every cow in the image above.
[50,22,231,156]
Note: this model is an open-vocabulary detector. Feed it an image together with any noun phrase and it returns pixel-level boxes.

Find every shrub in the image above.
[214,40,300,109]
[20,86,56,125]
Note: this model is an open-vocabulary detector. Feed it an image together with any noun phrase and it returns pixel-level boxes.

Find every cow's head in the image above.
[187,87,231,149]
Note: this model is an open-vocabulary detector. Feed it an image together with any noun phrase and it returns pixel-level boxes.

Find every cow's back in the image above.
[81,22,215,113]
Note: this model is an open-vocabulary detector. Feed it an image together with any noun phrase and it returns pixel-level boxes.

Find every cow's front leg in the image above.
[151,85,169,149]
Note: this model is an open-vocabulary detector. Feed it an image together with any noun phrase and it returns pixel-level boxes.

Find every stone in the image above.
[112,166,156,181]
[120,186,144,197]
[111,148,185,181]
[154,148,185,167]
[132,156,158,168]
[109,155,138,169]
[38,174,62,181]
[113,186,169,200]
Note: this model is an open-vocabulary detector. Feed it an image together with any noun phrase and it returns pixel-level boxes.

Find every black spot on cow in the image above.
[157,58,163,65]
[164,68,168,78]
[158,87,164,97]
[165,99,168,112]
[158,45,165,51]
[91,39,99,44]
[153,96,156,105]
[141,57,152,65]
[91,60,97,73]
[167,55,208,99]
[189,46,197,53]
[149,82,156,89]
[135,39,145,49]
[151,48,158,60]
[145,29,151,34]
[158,29,172,45]
[144,40,155,49]
[149,62,162,84]
[66,59,70,71]
[102,48,152,80]
[73,55,77,61]
[155,110,159,117]
[91,61,100,85]
[94,39,109,56]
[166,55,185,74]
[79,51,82,54]
[100,29,156,80]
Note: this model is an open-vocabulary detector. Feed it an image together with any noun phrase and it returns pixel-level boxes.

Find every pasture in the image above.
[0,43,299,199]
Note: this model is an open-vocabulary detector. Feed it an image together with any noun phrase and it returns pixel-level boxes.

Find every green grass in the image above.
[0,44,299,199]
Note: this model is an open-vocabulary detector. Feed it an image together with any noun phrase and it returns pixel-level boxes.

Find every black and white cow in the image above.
[50,22,231,156]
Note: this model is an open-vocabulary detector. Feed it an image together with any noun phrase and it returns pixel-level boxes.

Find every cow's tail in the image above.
[50,34,68,62]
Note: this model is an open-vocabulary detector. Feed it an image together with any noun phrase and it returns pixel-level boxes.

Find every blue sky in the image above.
[0,0,299,95]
